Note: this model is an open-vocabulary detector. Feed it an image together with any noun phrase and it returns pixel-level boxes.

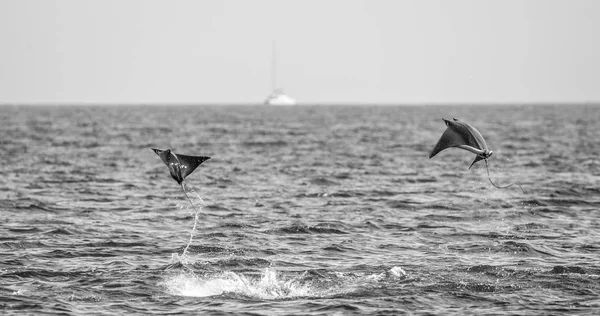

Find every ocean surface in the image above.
[1,104,599,315]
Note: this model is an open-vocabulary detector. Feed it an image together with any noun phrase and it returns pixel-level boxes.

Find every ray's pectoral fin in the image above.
[176,154,211,180]
[469,155,485,169]
[429,120,467,159]
[151,148,171,167]
[468,150,493,169]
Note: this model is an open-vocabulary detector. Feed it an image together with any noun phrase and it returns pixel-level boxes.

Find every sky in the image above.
[0,0,599,104]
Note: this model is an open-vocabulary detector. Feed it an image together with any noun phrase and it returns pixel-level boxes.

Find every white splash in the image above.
[365,266,408,281]
[389,266,407,278]
[179,186,206,258]
[162,268,313,299]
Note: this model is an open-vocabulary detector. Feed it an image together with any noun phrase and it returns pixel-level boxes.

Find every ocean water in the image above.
[1,104,599,315]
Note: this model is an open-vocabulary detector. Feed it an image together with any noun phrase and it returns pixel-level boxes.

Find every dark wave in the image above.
[265,225,348,235]
[0,241,47,249]
[241,140,288,147]
[550,266,587,274]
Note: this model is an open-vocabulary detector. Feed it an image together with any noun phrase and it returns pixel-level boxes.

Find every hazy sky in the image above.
[1,0,599,104]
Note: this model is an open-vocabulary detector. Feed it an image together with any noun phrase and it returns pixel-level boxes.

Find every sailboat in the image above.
[264,88,296,106]
[264,42,296,106]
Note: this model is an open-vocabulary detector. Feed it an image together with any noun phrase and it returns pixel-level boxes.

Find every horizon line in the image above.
[1,101,599,107]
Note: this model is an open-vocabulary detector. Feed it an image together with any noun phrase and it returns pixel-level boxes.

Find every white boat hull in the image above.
[264,90,296,106]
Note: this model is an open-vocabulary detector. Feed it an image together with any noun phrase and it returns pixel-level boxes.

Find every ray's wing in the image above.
[176,154,211,180]
[469,155,485,169]
[151,148,171,166]
[429,119,470,158]
[452,119,489,153]
[429,119,489,158]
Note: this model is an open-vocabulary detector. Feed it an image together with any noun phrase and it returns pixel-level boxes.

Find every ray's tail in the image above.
[484,159,525,194]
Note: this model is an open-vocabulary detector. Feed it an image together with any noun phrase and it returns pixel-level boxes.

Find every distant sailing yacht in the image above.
[264,42,296,106]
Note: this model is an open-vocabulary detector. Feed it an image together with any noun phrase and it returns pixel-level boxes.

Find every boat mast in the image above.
[271,41,277,91]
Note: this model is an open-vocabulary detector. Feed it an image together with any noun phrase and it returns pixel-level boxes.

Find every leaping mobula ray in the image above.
[429,118,524,193]
[429,118,492,169]
[152,147,211,209]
